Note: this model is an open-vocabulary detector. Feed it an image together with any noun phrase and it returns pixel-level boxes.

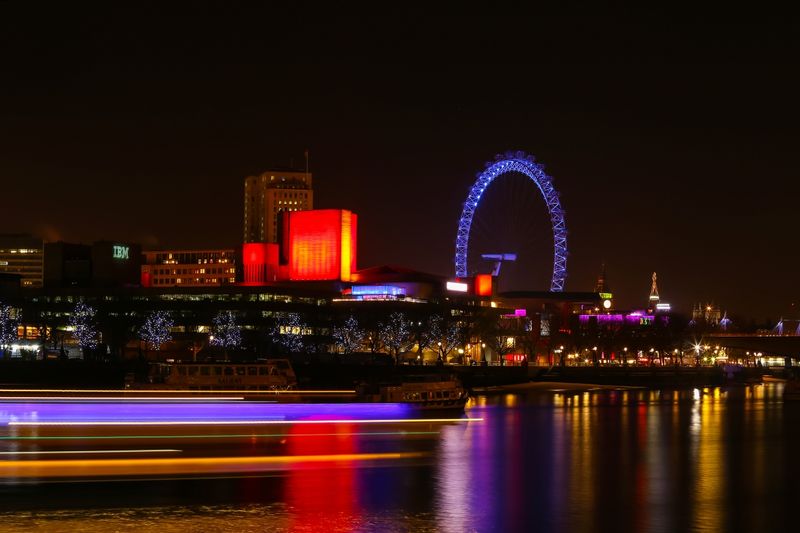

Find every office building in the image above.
[141,249,236,287]
[0,234,43,288]
[243,169,313,244]
[44,241,141,288]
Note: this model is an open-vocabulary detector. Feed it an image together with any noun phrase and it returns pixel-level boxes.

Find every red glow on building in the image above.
[242,242,279,284]
[285,209,357,281]
[475,274,493,296]
[140,267,152,288]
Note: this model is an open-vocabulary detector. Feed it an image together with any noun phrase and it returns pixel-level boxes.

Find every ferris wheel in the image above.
[454,151,567,292]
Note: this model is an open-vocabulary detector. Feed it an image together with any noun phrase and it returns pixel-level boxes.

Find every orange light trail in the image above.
[0,451,424,478]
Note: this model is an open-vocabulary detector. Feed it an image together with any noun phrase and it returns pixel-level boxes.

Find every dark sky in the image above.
[1,5,798,321]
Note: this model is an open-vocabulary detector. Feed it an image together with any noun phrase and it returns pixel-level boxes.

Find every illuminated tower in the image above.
[594,263,608,293]
[648,272,660,310]
[243,168,314,243]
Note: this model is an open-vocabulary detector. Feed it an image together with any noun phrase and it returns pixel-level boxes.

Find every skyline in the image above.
[2,7,798,319]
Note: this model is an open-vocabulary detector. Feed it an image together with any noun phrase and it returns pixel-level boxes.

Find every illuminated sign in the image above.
[656,303,671,311]
[112,245,129,260]
[446,281,468,292]
[599,292,613,300]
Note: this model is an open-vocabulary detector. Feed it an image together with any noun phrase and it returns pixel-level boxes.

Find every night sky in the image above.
[2,6,798,321]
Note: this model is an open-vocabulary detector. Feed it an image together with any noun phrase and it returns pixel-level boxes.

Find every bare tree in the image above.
[332,315,364,354]
[69,301,98,359]
[379,312,413,363]
[272,312,307,354]
[139,310,174,354]
[429,315,463,363]
[211,311,242,358]
[0,303,20,359]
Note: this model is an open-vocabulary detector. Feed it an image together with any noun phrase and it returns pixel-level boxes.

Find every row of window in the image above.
[152,267,235,275]
[175,365,279,377]
[151,255,233,265]
[34,293,328,304]
[154,277,236,285]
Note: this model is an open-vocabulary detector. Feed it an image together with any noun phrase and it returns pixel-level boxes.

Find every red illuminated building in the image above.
[242,242,280,284]
[242,209,357,284]
[475,274,493,297]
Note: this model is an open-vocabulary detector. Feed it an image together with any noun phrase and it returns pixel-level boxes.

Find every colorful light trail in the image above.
[0,452,425,479]
[9,418,481,427]
[0,401,479,426]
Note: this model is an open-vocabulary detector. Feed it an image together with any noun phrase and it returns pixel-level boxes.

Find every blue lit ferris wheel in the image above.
[454,151,567,291]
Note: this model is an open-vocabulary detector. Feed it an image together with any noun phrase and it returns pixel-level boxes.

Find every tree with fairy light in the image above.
[210,311,242,358]
[69,301,98,359]
[379,312,413,364]
[272,312,308,354]
[0,303,20,359]
[139,310,174,355]
[332,315,364,354]
[429,314,464,364]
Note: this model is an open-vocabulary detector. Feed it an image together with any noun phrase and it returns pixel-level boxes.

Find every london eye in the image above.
[454,151,568,292]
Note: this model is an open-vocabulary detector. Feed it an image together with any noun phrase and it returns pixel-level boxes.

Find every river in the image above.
[0,383,797,532]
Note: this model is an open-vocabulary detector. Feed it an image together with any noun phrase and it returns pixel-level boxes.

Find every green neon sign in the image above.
[113,245,129,260]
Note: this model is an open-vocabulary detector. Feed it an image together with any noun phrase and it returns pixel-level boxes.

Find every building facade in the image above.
[141,249,237,288]
[243,169,314,244]
[44,241,141,288]
[0,234,43,288]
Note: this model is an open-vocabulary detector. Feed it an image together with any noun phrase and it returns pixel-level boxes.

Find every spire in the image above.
[594,262,608,293]
[648,272,660,309]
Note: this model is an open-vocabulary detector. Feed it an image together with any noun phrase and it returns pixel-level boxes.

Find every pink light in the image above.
[514,309,527,317]
[10,417,483,427]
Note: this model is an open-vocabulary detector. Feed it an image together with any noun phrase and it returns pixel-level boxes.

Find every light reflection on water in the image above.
[0,383,798,532]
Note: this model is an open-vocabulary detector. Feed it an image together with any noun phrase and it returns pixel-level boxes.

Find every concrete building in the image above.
[141,249,236,288]
[243,169,313,244]
[0,234,43,288]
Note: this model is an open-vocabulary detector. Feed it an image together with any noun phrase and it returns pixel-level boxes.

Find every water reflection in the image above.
[433,383,794,533]
[284,422,357,531]
[0,384,797,532]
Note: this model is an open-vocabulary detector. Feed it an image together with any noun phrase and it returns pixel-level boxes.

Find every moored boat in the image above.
[137,359,297,391]
[358,376,469,410]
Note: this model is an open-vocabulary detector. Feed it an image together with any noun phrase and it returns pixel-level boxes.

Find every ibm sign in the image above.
[112,245,130,260]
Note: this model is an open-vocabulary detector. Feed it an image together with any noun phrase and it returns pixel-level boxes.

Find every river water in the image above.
[0,383,797,532]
